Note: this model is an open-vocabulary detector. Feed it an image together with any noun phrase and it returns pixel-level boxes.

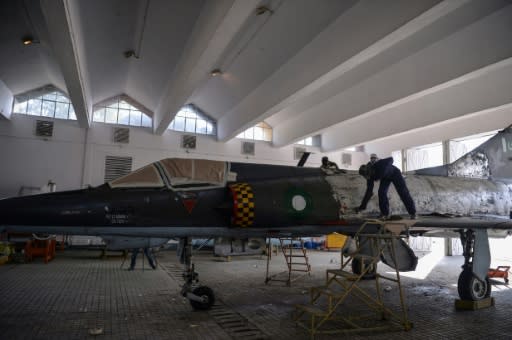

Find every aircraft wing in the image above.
[408,215,512,238]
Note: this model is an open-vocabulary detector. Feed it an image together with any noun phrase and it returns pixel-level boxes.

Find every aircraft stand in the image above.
[265,237,311,286]
[293,220,412,339]
[178,237,215,310]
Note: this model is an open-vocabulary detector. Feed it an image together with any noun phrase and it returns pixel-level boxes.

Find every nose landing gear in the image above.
[178,237,215,310]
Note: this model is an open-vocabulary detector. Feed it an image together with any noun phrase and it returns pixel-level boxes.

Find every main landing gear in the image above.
[458,229,491,301]
[178,237,215,310]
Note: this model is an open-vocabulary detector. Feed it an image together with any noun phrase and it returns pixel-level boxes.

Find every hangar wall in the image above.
[0,115,367,198]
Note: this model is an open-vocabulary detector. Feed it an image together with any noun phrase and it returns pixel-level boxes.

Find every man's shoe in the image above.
[127,267,134,271]
[378,215,389,220]
[410,214,417,220]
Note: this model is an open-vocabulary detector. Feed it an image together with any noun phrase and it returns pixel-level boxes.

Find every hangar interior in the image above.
[1,0,512,339]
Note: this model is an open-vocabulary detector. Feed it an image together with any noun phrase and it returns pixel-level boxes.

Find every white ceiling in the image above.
[1,0,511,154]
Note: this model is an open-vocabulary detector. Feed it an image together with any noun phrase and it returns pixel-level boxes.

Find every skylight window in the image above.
[93,97,152,127]
[168,105,216,136]
[237,122,272,142]
[13,88,76,120]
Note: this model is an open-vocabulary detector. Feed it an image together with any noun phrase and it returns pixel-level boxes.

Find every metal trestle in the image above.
[265,237,311,286]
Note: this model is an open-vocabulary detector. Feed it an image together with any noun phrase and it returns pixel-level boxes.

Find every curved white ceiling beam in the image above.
[321,57,512,152]
[217,0,503,142]
[40,0,92,128]
[365,103,512,158]
[272,2,512,147]
[154,0,261,135]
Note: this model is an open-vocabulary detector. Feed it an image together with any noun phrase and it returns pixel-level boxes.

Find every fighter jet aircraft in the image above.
[1,126,512,309]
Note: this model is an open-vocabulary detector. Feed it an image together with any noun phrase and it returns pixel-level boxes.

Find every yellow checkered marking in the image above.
[230,183,255,227]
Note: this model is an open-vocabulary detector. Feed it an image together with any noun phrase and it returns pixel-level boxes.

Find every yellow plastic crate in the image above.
[325,233,347,249]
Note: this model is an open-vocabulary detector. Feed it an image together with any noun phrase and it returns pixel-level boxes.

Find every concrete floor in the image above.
[1,246,512,339]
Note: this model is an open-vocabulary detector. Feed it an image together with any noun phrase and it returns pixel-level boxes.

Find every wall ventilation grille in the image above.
[242,141,255,156]
[294,147,306,160]
[35,120,54,137]
[113,127,130,144]
[181,135,197,149]
[342,153,352,166]
[104,156,133,182]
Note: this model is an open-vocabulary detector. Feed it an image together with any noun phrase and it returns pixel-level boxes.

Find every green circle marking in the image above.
[285,187,313,218]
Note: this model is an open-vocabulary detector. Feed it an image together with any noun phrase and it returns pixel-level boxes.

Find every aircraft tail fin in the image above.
[413,125,512,181]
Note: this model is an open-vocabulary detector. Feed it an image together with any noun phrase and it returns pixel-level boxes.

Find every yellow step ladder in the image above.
[293,220,413,339]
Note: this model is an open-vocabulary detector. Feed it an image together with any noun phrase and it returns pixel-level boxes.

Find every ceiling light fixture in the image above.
[255,6,273,16]
[22,35,35,45]
[210,69,222,77]
[124,50,139,59]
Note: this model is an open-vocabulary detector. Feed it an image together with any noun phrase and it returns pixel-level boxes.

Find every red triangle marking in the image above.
[182,199,197,214]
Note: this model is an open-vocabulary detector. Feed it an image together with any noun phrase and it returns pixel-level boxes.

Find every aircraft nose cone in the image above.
[0,194,51,225]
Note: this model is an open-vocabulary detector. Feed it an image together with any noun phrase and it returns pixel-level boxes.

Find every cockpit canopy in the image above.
[108,158,228,190]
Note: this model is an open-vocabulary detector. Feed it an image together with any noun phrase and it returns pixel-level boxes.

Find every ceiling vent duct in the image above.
[35,120,54,137]
[113,127,130,144]
[181,135,197,149]
[342,153,352,166]
[294,147,306,160]
[242,141,255,156]
[104,156,133,182]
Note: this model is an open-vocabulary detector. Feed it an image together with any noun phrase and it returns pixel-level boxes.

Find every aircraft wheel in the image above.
[351,257,376,280]
[457,270,491,301]
[189,286,215,310]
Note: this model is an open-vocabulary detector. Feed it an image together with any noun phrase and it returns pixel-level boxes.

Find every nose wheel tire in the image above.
[457,270,491,301]
[189,286,215,310]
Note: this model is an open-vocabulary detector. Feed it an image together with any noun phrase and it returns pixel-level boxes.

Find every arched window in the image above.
[168,105,216,135]
[13,86,76,120]
[236,122,272,142]
[93,97,152,127]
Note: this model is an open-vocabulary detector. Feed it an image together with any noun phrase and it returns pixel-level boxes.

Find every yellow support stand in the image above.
[293,220,413,339]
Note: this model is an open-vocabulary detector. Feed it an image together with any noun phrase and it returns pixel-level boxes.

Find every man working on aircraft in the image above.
[321,156,339,171]
[129,247,157,270]
[357,157,416,219]
[369,153,378,165]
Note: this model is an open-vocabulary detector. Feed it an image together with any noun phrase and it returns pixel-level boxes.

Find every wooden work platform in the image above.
[455,297,495,311]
